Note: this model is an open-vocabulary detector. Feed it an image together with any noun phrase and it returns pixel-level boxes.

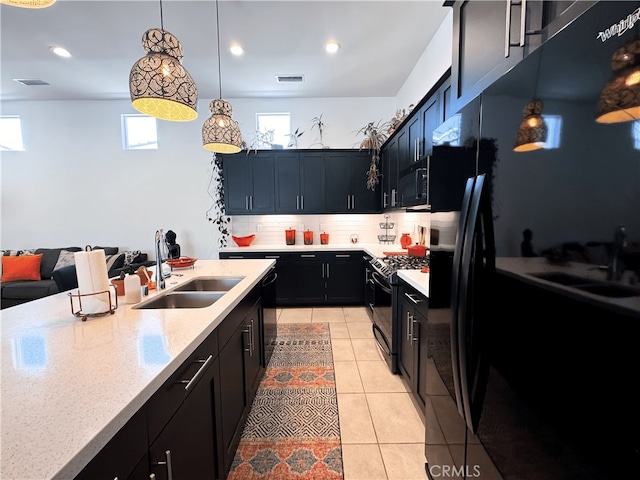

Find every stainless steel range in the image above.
[367,254,429,373]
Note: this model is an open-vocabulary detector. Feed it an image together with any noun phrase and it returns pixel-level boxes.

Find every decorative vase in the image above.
[400,233,412,249]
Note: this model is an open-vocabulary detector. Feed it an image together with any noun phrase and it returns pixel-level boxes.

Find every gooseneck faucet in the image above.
[607,225,626,281]
[155,229,167,290]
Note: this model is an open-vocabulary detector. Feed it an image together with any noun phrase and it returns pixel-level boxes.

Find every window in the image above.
[0,116,25,151]
[122,114,158,150]
[542,114,562,149]
[255,113,291,148]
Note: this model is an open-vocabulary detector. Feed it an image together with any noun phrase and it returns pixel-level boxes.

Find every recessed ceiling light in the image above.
[230,44,244,56]
[50,46,71,58]
[325,41,340,54]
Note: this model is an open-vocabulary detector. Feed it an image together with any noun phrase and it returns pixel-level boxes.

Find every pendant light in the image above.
[596,39,640,124]
[129,0,198,122]
[202,0,242,153]
[0,0,55,8]
[514,49,547,152]
[514,100,548,152]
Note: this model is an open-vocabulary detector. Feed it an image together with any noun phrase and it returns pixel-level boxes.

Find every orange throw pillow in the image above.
[1,254,43,282]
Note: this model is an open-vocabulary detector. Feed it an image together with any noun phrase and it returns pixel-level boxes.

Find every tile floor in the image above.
[276,306,429,480]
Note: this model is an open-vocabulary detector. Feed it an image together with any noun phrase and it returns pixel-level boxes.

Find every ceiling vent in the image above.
[13,79,50,86]
[276,74,304,83]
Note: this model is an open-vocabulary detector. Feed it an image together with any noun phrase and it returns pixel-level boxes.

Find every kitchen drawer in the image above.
[146,330,218,444]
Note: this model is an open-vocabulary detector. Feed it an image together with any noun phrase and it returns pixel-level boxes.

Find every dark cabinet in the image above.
[217,287,264,476]
[397,280,428,408]
[149,356,221,480]
[276,151,325,213]
[290,253,327,304]
[325,150,379,213]
[450,0,544,113]
[397,115,422,174]
[224,152,275,214]
[325,252,365,305]
[381,137,399,209]
[74,408,148,480]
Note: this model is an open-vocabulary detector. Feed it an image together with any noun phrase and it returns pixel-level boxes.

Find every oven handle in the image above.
[372,323,391,357]
[371,271,392,295]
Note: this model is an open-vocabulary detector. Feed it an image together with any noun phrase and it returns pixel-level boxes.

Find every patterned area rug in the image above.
[227,322,343,479]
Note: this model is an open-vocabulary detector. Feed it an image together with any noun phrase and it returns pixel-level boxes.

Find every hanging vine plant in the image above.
[206,153,231,249]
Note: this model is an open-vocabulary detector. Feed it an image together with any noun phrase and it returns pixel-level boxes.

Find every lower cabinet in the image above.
[74,281,265,480]
[397,280,428,408]
[219,250,365,306]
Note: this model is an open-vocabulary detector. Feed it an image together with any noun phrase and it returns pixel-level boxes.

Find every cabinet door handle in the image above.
[391,189,397,207]
[301,254,316,258]
[296,195,300,210]
[180,355,213,391]
[265,255,280,259]
[519,0,527,48]
[412,318,419,344]
[326,263,330,278]
[154,450,174,480]
[383,192,388,208]
[245,196,249,210]
[250,195,254,210]
[352,194,356,210]
[426,155,431,206]
[406,312,412,341]
[335,254,350,258]
[244,325,251,353]
[250,319,255,355]
[404,292,423,304]
[228,255,244,259]
[322,263,326,278]
[301,195,304,210]
[504,0,512,57]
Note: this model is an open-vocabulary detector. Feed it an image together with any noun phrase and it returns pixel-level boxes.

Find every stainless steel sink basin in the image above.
[133,291,225,309]
[574,283,640,298]
[530,272,640,298]
[173,276,245,292]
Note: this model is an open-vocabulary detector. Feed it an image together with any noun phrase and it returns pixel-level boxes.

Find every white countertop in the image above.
[221,242,394,258]
[0,259,275,480]
[496,257,640,317]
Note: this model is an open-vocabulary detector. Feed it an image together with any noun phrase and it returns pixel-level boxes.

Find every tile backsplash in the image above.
[228,212,444,247]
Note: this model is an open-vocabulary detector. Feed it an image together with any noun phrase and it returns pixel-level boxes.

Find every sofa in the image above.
[0,246,154,309]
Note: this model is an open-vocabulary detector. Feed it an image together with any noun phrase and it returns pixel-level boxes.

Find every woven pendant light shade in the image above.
[514,100,548,152]
[129,29,198,122]
[596,39,640,124]
[202,99,242,153]
[0,0,56,7]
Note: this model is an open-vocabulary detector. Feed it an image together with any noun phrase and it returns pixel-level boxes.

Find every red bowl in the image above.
[232,234,255,247]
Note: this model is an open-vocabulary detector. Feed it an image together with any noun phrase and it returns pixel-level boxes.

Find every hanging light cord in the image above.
[159,0,164,30]
[216,0,223,99]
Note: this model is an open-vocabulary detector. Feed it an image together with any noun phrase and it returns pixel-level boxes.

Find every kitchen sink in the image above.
[530,272,640,298]
[133,291,225,309]
[573,283,640,298]
[173,276,245,292]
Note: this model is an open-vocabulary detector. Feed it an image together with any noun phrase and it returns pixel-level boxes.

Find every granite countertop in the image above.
[0,259,275,480]
[496,257,640,317]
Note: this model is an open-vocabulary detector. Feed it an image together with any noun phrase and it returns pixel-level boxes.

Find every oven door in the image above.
[364,262,375,321]
[370,270,396,373]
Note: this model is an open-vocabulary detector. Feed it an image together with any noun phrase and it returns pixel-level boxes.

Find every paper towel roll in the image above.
[74,249,111,314]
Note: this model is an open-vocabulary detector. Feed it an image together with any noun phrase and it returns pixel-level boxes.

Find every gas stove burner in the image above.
[383,255,430,271]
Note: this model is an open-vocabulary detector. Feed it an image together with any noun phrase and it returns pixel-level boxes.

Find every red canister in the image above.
[285,228,296,245]
[303,230,314,245]
[320,232,329,245]
[400,233,412,249]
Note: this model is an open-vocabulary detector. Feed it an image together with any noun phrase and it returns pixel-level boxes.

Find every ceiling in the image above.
[0,0,451,103]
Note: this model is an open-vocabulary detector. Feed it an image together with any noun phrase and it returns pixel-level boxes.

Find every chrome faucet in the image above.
[155,229,167,290]
[607,225,626,281]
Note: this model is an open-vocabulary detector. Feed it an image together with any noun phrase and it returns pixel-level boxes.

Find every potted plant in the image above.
[286,127,304,148]
[356,120,390,190]
[310,114,328,148]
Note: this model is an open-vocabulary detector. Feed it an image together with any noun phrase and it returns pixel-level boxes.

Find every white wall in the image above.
[395,9,453,113]
[0,15,453,260]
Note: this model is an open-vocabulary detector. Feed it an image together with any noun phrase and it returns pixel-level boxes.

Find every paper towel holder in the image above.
[68,289,118,321]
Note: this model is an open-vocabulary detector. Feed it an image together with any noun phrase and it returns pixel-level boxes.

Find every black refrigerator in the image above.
[425,2,640,479]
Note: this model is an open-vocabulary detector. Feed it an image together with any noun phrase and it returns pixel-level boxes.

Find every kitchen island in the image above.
[0,258,274,480]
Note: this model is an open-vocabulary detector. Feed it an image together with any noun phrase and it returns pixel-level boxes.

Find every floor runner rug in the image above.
[227,322,343,479]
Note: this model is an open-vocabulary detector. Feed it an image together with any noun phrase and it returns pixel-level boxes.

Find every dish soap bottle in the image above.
[125,273,141,304]
[400,233,412,249]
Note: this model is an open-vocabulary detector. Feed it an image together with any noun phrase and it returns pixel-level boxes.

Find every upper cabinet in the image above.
[223,152,276,215]
[449,0,544,114]
[224,149,381,215]
[448,0,598,114]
